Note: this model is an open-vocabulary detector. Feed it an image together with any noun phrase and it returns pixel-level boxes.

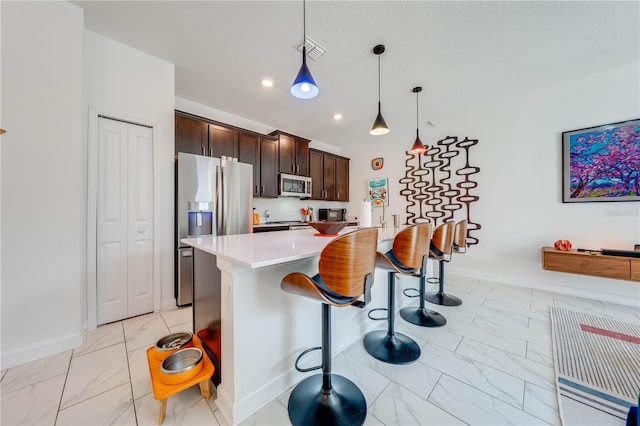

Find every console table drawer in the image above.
[631,260,640,282]
[542,248,632,281]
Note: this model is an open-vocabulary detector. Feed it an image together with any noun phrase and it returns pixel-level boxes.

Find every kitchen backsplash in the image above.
[253,197,348,222]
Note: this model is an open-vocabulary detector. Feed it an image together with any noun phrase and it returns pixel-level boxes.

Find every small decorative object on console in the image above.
[554,240,573,251]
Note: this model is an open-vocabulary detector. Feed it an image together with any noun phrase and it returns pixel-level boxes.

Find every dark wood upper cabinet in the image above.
[238,133,261,196]
[209,124,238,158]
[271,131,310,176]
[309,149,324,200]
[335,156,349,202]
[259,138,278,197]
[309,149,349,201]
[175,114,207,155]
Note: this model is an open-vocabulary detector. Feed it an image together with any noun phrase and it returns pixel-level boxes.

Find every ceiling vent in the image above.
[295,37,326,60]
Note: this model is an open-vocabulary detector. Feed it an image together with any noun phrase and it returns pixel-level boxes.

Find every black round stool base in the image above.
[363,330,421,365]
[424,292,462,307]
[399,307,447,328]
[287,374,366,426]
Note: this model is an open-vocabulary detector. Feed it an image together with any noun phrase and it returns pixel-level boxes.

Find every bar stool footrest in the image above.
[367,307,388,321]
[402,288,420,298]
[287,374,367,426]
[362,330,420,365]
[294,346,322,373]
[399,307,447,327]
[426,277,439,284]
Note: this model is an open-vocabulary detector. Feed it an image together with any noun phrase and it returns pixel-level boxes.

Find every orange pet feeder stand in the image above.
[146,336,214,424]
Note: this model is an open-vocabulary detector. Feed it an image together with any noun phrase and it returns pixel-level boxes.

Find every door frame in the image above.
[87,106,161,330]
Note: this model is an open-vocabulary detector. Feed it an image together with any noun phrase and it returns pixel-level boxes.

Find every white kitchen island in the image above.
[181,226,419,425]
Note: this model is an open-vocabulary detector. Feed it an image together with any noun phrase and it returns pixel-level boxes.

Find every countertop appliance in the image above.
[176,153,253,306]
[318,208,347,222]
[279,173,312,198]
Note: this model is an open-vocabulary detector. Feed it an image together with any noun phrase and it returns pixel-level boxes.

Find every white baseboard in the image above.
[447,266,640,307]
[1,331,83,370]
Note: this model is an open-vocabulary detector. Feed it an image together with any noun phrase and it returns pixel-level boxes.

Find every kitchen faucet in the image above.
[379,202,387,229]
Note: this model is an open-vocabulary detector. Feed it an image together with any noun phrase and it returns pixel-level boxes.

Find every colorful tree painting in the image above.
[567,122,640,200]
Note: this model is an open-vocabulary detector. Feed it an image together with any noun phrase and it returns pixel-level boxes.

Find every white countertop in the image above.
[181,226,401,269]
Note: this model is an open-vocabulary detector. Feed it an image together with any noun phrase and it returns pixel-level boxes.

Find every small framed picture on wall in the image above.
[368,177,389,206]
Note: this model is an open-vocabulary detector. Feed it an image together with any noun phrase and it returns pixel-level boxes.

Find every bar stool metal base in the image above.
[399,307,447,327]
[363,330,421,365]
[287,374,366,426]
[424,292,462,306]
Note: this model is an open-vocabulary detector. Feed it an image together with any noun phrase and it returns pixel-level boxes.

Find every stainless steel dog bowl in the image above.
[155,331,193,352]
[159,347,203,384]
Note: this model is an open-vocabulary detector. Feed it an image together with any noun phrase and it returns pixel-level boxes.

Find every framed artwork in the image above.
[368,177,389,206]
[562,118,640,203]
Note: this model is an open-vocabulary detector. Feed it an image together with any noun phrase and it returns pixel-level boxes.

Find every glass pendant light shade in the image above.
[370,44,389,135]
[409,86,428,153]
[370,102,390,135]
[290,46,319,99]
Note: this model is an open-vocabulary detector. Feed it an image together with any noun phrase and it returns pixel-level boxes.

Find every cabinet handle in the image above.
[296,164,299,173]
[255,185,258,194]
[337,192,339,199]
[202,146,205,155]
[292,164,295,173]
[261,185,264,194]
[209,148,213,156]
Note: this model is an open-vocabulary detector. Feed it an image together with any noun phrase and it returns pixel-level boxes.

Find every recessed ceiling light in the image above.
[332,113,343,120]
[261,78,273,88]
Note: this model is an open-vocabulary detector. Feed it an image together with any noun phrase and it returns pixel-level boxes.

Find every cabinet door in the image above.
[323,154,336,200]
[295,139,310,176]
[309,150,324,200]
[259,138,278,197]
[335,157,349,201]
[176,115,207,155]
[238,133,260,196]
[278,133,296,174]
[209,124,238,158]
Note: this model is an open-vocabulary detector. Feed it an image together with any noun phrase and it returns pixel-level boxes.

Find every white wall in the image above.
[84,31,176,312]
[343,62,640,306]
[1,1,85,368]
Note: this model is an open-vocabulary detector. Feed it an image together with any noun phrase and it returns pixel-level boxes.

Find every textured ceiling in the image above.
[73,1,639,149]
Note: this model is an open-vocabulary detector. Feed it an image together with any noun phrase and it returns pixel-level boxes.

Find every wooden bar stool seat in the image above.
[424,220,465,306]
[363,224,432,365]
[281,228,378,426]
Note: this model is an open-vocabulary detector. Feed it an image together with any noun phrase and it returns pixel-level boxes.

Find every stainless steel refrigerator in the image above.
[176,152,253,305]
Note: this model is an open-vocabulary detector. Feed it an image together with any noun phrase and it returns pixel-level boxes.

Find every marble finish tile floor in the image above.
[1,275,638,425]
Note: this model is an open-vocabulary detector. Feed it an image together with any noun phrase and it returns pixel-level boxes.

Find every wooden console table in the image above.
[542,247,640,282]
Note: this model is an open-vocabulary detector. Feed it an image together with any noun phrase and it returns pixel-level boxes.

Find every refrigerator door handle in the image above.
[216,164,224,235]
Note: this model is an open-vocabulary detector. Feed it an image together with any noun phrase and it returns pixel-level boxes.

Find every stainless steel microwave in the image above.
[279,173,312,197]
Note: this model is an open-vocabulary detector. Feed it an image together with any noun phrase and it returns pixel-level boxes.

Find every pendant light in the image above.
[409,86,428,154]
[370,44,389,135]
[290,0,319,99]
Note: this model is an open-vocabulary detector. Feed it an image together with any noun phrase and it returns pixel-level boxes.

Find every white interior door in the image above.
[97,117,153,325]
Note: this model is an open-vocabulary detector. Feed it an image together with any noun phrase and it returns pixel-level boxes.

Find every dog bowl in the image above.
[152,332,193,361]
[159,347,203,385]
[309,221,349,235]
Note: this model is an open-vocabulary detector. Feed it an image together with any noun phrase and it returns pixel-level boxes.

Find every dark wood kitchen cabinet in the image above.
[175,114,207,155]
[271,131,310,176]
[310,149,349,201]
[259,138,278,197]
[208,124,238,158]
[335,156,349,201]
[238,133,261,196]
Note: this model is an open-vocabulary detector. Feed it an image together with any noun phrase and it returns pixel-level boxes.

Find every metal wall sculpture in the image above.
[399,136,481,246]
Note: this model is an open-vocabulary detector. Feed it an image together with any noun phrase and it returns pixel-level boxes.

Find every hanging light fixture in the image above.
[370,44,389,135]
[290,0,319,99]
[409,86,428,154]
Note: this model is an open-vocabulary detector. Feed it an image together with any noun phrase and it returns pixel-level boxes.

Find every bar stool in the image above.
[281,228,378,426]
[424,220,465,306]
[399,225,447,328]
[363,224,430,365]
